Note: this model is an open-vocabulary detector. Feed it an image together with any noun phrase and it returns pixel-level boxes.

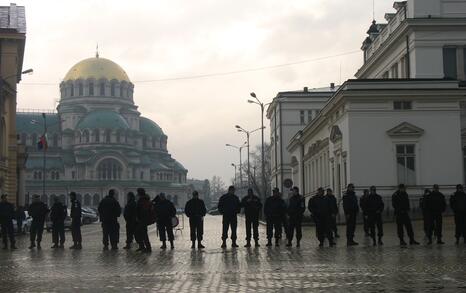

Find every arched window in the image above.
[97,158,123,180]
[83,130,90,143]
[100,83,105,96]
[76,131,82,143]
[94,129,100,142]
[105,129,111,143]
[89,82,94,96]
[142,136,147,148]
[84,194,91,206]
[110,83,115,97]
[70,85,75,97]
[93,194,100,206]
[127,88,131,98]
[78,83,83,96]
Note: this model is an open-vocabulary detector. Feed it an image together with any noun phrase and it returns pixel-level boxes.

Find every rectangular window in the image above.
[393,101,412,110]
[300,110,305,125]
[396,144,416,185]
[443,47,457,79]
[89,82,94,96]
[307,110,312,123]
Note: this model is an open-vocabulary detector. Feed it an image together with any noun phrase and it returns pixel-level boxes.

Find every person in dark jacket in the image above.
[326,188,339,238]
[264,188,287,247]
[50,196,67,249]
[123,192,137,250]
[185,190,207,249]
[392,184,419,246]
[425,184,446,244]
[342,184,359,246]
[28,195,49,249]
[420,189,431,239]
[0,194,16,249]
[287,186,305,247]
[218,186,241,248]
[69,192,82,249]
[15,205,26,234]
[98,189,122,250]
[360,189,370,237]
[241,188,262,247]
[361,186,384,246]
[154,193,177,249]
[450,184,466,244]
[135,188,153,252]
[309,187,335,247]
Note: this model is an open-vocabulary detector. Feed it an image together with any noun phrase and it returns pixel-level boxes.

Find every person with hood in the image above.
[287,186,305,247]
[28,195,49,249]
[50,196,67,249]
[218,186,241,248]
[69,192,82,249]
[154,193,177,249]
[309,187,335,247]
[241,188,262,248]
[123,192,137,250]
[361,186,385,246]
[392,184,419,246]
[450,184,466,244]
[135,188,154,252]
[98,189,122,250]
[0,194,16,249]
[424,184,446,244]
[342,184,359,246]
[185,190,207,249]
[264,187,287,247]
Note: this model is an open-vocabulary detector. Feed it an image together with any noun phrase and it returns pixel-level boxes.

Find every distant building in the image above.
[0,4,27,205]
[17,55,189,207]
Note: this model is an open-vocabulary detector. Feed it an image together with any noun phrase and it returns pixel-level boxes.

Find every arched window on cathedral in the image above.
[100,83,105,96]
[142,136,147,148]
[92,194,100,206]
[84,194,91,206]
[105,129,111,143]
[97,158,122,180]
[110,83,115,97]
[152,137,156,148]
[94,129,100,143]
[89,82,94,96]
[78,83,83,96]
[83,130,90,143]
[70,85,74,97]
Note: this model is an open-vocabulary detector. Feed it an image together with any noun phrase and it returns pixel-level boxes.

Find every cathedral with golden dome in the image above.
[16,54,189,208]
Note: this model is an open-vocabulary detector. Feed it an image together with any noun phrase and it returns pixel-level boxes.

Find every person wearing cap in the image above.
[98,189,122,250]
[28,194,49,249]
[264,187,287,247]
[287,186,305,247]
[123,192,137,250]
[241,188,262,248]
[342,183,359,246]
[362,186,384,246]
[450,184,466,244]
[69,192,82,249]
[0,194,17,250]
[154,193,177,249]
[326,188,339,238]
[392,184,419,246]
[185,190,207,249]
[424,184,446,245]
[50,196,67,249]
[218,186,241,248]
[309,187,335,247]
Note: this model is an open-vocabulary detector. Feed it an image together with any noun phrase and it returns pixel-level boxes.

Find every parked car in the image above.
[81,207,98,224]
[13,211,32,233]
[208,208,220,215]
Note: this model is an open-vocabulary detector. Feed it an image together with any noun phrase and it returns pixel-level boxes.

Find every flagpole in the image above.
[42,113,46,200]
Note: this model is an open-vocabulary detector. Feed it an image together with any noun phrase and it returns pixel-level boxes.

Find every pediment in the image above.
[330,126,342,143]
[387,122,424,138]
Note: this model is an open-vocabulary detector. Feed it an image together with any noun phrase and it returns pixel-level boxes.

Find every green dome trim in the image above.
[139,117,164,137]
[76,110,130,130]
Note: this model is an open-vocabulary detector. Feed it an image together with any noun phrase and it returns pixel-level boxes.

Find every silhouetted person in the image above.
[241,188,262,247]
[392,184,419,246]
[361,186,384,246]
[50,197,67,249]
[360,189,370,237]
[342,183,359,246]
[154,193,176,249]
[135,188,154,252]
[420,189,431,239]
[185,191,207,249]
[309,187,335,247]
[287,186,305,247]
[450,184,466,244]
[15,205,26,234]
[123,192,137,250]
[98,189,122,250]
[28,195,49,249]
[425,184,446,244]
[69,192,82,249]
[0,194,16,249]
[264,188,286,247]
[218,186,241,248]
[326,188,339,238]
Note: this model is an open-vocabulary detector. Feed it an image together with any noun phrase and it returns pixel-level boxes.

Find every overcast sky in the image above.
[12,0,394,184]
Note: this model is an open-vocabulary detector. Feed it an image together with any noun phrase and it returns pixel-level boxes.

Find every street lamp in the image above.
[231,163,237,187]
[226,142,247,188]
[235,125,265,187]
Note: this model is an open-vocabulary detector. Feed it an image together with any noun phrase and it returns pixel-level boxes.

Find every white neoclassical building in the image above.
[275,0,466,202]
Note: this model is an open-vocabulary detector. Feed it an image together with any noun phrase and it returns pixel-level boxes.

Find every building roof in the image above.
[139,117,165,137]
[63,57,130,82]
[16,113,60,134]
[76,110,130,130]
[0,4,26,33]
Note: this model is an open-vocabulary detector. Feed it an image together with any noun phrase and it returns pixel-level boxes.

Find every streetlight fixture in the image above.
[226,142,247,188]
[235,125,265,187]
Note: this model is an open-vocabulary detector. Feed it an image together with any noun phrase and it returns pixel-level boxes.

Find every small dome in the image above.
[64,57,130,82]
[77,110,130,130]
[140,117,164,137]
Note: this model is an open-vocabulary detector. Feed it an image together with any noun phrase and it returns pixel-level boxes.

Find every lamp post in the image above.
[235,125,264,187]
[226,142,247,188]
[231,163,237,187]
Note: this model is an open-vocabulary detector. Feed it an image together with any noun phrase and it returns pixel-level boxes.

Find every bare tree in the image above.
[210,175,226,202]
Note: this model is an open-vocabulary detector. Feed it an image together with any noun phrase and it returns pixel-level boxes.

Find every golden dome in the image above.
[63,57,130,82]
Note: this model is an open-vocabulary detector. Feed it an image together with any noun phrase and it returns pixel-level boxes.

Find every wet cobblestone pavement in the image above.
[0,216,465,292]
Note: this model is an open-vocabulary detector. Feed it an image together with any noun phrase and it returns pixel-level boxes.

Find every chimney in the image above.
[303,87,308,92]
[330,83,335,90]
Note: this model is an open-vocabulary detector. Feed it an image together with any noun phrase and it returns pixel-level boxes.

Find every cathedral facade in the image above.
[17,55,189,207]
